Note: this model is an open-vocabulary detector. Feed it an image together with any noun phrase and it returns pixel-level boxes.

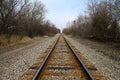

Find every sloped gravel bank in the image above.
[65,36,120,80]
[0,35,58,80]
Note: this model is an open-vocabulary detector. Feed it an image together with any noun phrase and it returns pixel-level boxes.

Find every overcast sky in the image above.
[40,0,89,31]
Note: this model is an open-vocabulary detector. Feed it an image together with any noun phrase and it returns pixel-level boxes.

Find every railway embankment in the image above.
[65,36,120,80]
[0,35,58,80]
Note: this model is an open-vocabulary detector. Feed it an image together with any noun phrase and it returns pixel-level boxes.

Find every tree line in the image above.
[0,0,60,40]
[63,0,120,42]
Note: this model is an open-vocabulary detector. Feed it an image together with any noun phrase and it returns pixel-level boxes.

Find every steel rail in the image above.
[63,35,95,80]
[32,35,60,80]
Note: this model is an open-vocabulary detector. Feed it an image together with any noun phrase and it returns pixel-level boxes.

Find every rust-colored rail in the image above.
[32,34,95,80]
[63,36,95,80]
[32,35,60,80]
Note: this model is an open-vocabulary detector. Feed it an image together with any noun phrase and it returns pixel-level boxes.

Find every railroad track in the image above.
[20,34,103,80]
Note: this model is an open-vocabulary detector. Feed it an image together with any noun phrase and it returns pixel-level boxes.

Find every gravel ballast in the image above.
[65,36,120,80]
[0,35,58,80]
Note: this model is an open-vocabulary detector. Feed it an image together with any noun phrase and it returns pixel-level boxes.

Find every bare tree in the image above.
[0,0,59,42]
[63,0,120,42]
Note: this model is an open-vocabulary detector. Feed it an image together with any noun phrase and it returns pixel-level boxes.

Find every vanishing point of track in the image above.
[32,34,95,80]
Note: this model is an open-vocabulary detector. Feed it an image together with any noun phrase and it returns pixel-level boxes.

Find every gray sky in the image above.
[41,0,89,30]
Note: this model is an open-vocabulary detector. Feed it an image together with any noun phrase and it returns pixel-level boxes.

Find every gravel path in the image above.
[0,35,58,80]
[65,35,120,80]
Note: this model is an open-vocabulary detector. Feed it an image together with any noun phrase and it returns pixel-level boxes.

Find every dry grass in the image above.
[33,36,43,40]
[0,35,8,47]
[0,35,31,48]
[0,35,49,48]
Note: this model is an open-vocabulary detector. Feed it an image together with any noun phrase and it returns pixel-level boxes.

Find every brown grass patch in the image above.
[0,35,48,48]
[0,35,31,48]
